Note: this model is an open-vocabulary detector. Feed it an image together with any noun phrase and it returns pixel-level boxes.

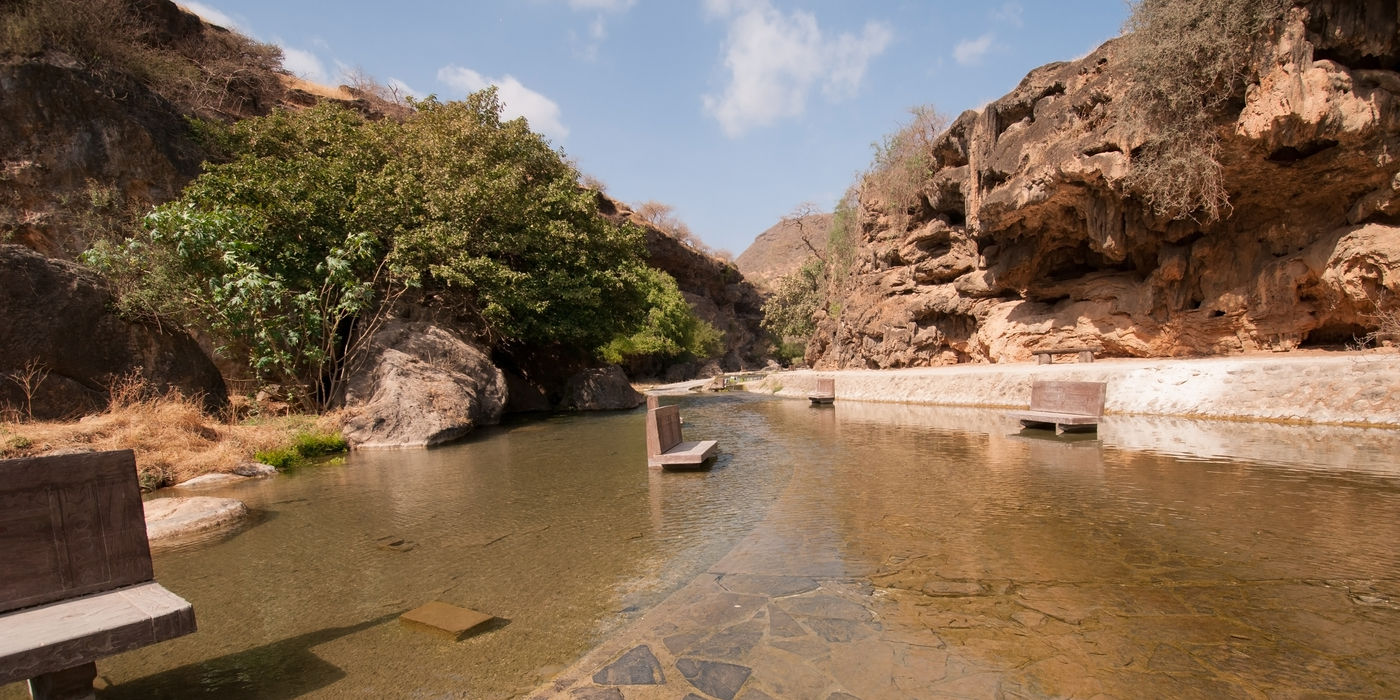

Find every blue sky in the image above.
[181,1,1128,256]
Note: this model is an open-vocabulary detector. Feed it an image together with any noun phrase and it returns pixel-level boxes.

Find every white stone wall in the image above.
[749,352,1400,428]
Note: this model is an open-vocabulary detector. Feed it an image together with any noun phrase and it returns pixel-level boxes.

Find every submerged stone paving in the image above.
[537,566,1400,699]
[532,408,1400,699]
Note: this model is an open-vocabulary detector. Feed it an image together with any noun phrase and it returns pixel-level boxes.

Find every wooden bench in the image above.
[808,377,835,405]
[1033,347,1098,364]
[645,404,717,470]
[1005,380,1107,434]
[0,450,196,700]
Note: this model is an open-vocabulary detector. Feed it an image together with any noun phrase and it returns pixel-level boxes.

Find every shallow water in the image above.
[5,393,1400,698]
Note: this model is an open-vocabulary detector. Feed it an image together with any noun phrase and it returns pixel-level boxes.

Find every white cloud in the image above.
[281,45,329,82]
[953,33,995,66]
[703,1,892,137]
[437,65,569,141]
[991,2,1024,27]
[179,1,242,32]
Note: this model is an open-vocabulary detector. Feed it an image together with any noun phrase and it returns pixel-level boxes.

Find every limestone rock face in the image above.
[342,321,507,448]
[0,244,229,419]
[809,2,1400,369]
[0,56,204,259]
[557,366,644,411]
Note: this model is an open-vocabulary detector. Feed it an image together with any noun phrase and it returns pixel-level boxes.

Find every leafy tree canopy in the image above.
[87,90,707,408]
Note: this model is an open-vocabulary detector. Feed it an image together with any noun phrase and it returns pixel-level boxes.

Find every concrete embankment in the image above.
[746,351,1400,428]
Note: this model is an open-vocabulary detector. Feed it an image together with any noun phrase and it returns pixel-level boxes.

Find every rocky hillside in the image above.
[597,194,769,375]
[808,0,1400,368]
[1,0,771,429]
[736,212,833,291]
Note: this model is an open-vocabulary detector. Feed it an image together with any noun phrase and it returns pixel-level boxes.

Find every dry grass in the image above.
[0,389,341,490]
[280,74,355,101]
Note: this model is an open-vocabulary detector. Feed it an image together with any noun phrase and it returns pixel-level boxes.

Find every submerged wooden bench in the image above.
[1033,347,1098,364]
[1005,380,1107,434]
[645,404,717,469]
[0,450,196,700]
[808,377,835,405]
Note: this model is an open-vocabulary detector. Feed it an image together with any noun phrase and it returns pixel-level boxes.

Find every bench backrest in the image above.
[0,450,153,614]
[1029,380,1106,416]
[814,378,835,395]
[645,405,683,456]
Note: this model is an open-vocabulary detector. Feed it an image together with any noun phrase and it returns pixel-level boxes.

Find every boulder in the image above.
[0,244,229,419]
[173,473,247,489]
[557,366,644,411]
[342,320,507,448]
[232,461,278,477]
[143,496,248,543]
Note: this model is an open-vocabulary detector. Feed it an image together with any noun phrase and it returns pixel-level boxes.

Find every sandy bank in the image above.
[747,351,1400,428]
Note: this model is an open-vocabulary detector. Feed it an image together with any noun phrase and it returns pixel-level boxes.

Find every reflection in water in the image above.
[4,394,1398,698]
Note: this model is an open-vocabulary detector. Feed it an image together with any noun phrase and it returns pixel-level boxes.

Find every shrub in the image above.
[824,190,861,288]
[762,258,826,362]
[84,103,403,410]
[291,431,349,458]
[1119,0,1288,221]
[600,267,725,364]
[864,105,946,229]
[255,431,347,471]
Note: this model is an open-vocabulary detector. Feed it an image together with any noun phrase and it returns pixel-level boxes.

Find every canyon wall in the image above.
[809,1,1400,368]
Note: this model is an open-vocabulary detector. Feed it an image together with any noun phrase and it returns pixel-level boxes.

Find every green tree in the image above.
[600,266,724,364]
[86,103,404,407]
[387,94,654,351]
[88,90,714,407]
[761,258,826,363]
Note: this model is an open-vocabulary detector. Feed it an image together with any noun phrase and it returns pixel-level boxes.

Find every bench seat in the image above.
[0,582,195,685]
[648,439,718,469]
[1006,410,1100,433]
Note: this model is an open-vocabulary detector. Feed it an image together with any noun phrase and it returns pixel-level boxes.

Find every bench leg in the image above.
[1037,354,1051,365]
[1077,350,1094,363]
[27,663,96,700]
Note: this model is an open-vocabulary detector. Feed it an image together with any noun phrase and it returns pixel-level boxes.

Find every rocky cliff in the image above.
[808,1,1400,368]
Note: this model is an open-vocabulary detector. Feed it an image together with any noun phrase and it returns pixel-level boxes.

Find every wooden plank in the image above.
[0,451,153,614]
[1028,381,1106,417]
[1032,347,1098,355]
[0,582,195,685]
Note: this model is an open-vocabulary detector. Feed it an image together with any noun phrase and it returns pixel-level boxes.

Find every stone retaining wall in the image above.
[748,352,1400,428]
